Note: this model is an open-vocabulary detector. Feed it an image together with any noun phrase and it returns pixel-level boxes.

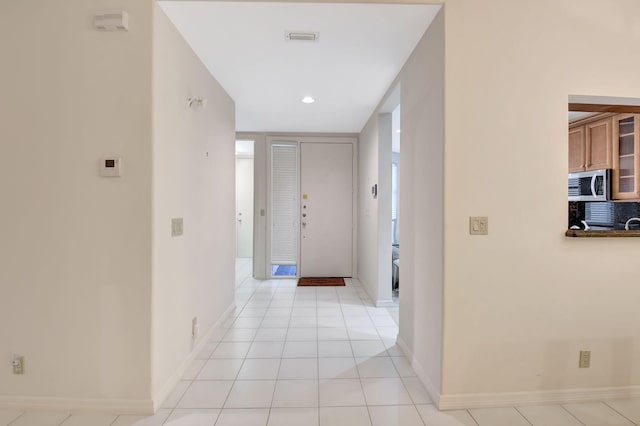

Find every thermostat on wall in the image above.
[99,157,123,177]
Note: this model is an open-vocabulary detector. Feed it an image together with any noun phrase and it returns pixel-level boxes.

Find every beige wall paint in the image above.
[151,4,236,401]
[0,0,153,404]
[442,0,640,397]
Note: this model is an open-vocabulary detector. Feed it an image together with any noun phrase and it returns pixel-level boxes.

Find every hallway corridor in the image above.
[162,260,442,425]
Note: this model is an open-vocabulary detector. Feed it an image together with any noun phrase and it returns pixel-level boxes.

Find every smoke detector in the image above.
[285,31,319,42]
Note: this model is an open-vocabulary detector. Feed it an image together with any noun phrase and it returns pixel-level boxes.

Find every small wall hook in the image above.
[187,97,207,109]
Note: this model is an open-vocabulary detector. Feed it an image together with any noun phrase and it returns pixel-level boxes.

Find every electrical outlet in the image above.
[579,350,591,368]
[469,216,489,235]
[192,317,198,338]
[12,356,24,375]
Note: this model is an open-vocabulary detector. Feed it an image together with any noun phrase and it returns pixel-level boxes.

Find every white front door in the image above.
[300,142,353,277]
[236,157,254,258]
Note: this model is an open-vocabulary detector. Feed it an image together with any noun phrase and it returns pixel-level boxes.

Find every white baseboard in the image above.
[152,302,236,412]
[439,385,640,410]
[394,336,640,410]
[355,276,395,307]
[0,396,153,415]
[396,335,442,407]
[355,276,375,303]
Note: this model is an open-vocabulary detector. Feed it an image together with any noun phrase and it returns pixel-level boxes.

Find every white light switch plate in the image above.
[469,217,488,235]
[171,218,184,237]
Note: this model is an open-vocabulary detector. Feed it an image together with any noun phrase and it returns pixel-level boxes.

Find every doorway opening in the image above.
[235,140,254,284]
[391,104,401,299]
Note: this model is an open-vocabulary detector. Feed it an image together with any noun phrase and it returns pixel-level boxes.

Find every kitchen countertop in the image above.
[565,230,640,237]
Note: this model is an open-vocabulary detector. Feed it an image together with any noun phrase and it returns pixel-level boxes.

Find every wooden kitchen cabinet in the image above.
[568,126,586,172]
[612,113,640,199]
[585,117,612,170]
[568,116,613,172]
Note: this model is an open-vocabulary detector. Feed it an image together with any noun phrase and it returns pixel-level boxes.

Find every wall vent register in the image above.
[285,31,319,42]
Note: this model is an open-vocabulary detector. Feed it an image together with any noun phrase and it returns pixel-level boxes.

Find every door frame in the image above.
[265,135,358,279]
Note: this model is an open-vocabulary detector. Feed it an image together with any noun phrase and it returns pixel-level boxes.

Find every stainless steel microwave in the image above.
[568,169,611,202]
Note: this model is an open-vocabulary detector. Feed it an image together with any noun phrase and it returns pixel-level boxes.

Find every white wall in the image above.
[355,7,444,400]
[357,115,381,300]
[0,0,154,410]
[397,8,445,400]
[377,114,393,305]
[151,4,236,405]
[440,0,640,406]
[357,114,393,305]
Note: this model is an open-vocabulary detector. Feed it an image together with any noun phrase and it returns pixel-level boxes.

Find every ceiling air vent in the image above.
[285,31,319,42]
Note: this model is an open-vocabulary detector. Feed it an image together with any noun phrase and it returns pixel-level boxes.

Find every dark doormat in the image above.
[297,277,345,287]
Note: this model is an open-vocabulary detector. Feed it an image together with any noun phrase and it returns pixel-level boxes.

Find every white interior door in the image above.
[300,142,353,277]
[236,157,254,258]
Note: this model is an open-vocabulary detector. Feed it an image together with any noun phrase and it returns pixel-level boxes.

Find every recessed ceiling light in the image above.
[301,96,315,104]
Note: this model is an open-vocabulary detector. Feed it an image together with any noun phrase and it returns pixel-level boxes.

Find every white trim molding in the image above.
[396,335,640,410]
[396,335,442,407]
[356,276,395,307]
[438,385,640,411]
[152,302,236,412]
[0,396,153,415]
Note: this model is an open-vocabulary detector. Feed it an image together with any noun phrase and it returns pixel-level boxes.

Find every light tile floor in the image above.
[2,258,639,425]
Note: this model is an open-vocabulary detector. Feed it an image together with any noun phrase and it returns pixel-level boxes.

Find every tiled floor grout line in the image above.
[341,286,374,426]
[227,278,264,424]
[513,406,535,426]
[603,400,640,425]
[558,404,587,425]
[467,409,481,426]
[464,409,480,426]
[55,414,71,426]
[217,280,257,422]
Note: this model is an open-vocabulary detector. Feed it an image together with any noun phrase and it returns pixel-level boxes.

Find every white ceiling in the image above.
[158,1,440,133]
